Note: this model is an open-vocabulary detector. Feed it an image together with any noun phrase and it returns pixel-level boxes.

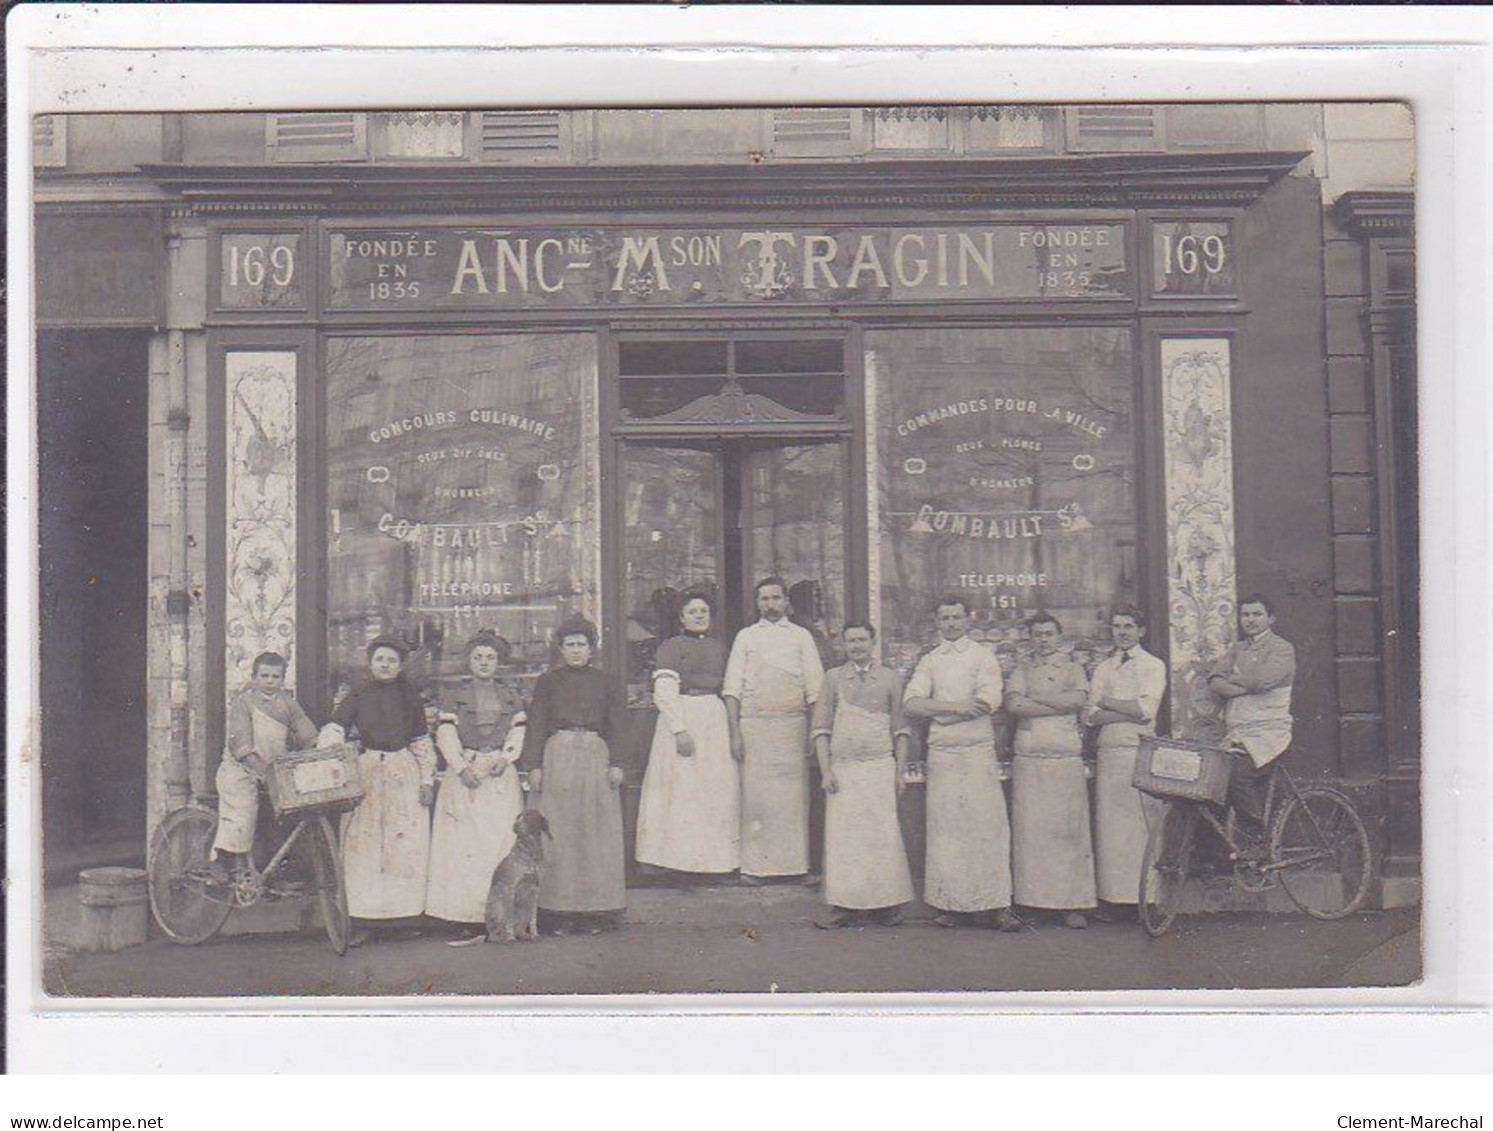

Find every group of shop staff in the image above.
[209,583,1294,942]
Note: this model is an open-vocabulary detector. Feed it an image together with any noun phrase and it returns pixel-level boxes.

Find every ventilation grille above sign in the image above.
[267,112,368,162]
[1066,106,1162,151]
[771,108,862,157]
[33,115,67,167]
[478,111,563,157]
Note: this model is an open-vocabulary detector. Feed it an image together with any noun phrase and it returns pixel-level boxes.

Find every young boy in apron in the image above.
[211,651,319,879]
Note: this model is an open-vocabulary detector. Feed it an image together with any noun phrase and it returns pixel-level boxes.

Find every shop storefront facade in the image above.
[33,107,1419,902]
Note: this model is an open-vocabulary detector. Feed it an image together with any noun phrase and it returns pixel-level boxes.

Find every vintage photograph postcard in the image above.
[29,92,1425,1002]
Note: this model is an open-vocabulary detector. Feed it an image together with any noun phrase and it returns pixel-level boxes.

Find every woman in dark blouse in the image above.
[520,616,625,934]
[319,636,437,936]
[634,589,740,879]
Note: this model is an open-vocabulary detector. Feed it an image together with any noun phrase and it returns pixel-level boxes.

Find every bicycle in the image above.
[148,745,363,955]
[1133,736,1374,938]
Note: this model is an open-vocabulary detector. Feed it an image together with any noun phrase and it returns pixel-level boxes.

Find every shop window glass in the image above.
[868,327,1137,682]
[619,445,721,707]
[324,334,597,704]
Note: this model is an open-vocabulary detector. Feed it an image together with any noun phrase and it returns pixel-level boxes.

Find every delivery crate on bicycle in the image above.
[1133,735,1232,804]
[264,743,365,817]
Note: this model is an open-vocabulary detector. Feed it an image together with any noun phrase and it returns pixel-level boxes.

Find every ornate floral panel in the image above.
[225,350,299,695]
[1161,338,1237,740]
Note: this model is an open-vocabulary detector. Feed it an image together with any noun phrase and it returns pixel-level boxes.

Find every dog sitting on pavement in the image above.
[449,809,551,946]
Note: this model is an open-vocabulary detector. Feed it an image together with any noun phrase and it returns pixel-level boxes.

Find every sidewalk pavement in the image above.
[40,880,1420,999]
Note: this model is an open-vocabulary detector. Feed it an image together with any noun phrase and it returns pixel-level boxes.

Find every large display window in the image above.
[324,333,598,701]
[868,326,1138,679]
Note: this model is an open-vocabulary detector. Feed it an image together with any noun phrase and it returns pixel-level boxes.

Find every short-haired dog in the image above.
[449,809,551,945]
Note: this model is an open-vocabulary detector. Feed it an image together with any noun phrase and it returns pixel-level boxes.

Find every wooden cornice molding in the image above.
[136,151,1309,216]
[1335,189,1415,238]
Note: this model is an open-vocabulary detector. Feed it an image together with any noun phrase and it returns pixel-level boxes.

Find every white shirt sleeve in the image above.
[801,628,825,705]
[903,654,932,703]
[1136,657,1167,725]
[653,670,686,735]
[721,631,747,701]
[435,720,467,772]
[1081,660,1110,726]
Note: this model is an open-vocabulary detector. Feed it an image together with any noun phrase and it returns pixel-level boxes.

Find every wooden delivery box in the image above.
[1132,735,1233,804]
[264,744,365,817]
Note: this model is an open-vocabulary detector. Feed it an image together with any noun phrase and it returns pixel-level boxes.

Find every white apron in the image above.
[923,732,1012,912]
[1094,726,1163,904]
[738,657,812,877]
[211,704,289,858]
[341,747,431,919]
[824,702,913,910]
[739,714,810,877]
[424,753,525,923]
[1011,717,1095,910]
[636,693,740,873]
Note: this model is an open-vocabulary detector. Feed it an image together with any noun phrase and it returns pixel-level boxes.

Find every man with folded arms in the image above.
[903,596,1019,931]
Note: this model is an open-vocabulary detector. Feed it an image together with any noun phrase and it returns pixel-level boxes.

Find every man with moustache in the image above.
[724,576,825,885]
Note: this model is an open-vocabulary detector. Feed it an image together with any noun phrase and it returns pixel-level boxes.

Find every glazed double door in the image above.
[618,437,846,700]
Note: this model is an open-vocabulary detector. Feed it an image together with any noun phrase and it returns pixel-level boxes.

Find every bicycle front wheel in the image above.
[1270,787,1373,919]
[148,806,234,944]
[308,813,350,955]
[1138,802,1196,938]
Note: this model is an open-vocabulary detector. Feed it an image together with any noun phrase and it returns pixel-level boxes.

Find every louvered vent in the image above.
[771,108,861,156]
[33,115,67,167]
[1067,106,1161,151]
[267,112,367,162]
[479,111,562,157]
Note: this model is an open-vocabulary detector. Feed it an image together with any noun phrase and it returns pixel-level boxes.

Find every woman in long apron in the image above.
[318,636,437,943]
[635,590,740,880]
[520,617,626,935]
[424,631,527,935]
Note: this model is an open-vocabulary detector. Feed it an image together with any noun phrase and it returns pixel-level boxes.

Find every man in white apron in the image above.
[810,622,914,928]
[1082,605,1168,915]
[211,651,319,877]
[1006,613,1096,928]
[1208,594,1296,835]
[724,577,825,883]
[904,597,1019,931]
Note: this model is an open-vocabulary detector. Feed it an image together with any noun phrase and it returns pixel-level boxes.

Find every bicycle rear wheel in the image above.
[148,807,234,944]
[1139,802,1196,938]
[308,813,350,954]
[1270,787,1373,919]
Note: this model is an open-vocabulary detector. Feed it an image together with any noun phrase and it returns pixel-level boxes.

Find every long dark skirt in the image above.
[535,731,626,913]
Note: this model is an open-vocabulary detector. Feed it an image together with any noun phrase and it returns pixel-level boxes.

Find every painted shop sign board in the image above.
[311,223,1131,310]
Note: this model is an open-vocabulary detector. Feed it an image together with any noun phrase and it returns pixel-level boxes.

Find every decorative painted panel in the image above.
[1161,338,1236,739]
[225,351,299,695]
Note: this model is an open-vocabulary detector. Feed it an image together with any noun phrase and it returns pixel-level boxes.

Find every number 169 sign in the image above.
[218,232,305,310]
[1151,220,1236,298]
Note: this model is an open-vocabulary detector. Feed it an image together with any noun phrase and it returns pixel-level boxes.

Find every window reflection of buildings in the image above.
[324,335,592,694]
[871,326,1138,660]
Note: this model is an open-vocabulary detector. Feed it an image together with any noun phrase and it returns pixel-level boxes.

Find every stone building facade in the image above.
[34,104,1418,903]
